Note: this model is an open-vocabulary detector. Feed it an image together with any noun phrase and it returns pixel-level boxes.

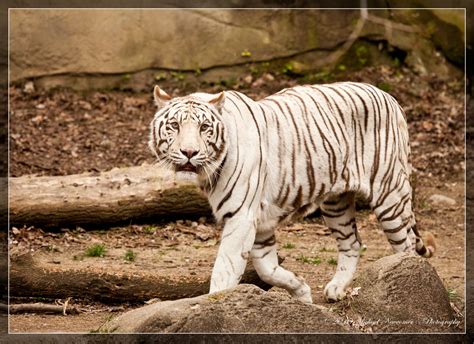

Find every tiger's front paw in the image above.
[290,283,313,304]
[324,282,346,302]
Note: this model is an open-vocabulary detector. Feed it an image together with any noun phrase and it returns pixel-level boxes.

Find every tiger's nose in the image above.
[181,149,199,159]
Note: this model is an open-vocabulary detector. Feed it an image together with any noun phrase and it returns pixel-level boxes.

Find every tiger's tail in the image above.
[410,172,436,258]
[414,228,436,258]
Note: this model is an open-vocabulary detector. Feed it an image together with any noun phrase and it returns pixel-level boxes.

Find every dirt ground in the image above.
[8,65,465,333]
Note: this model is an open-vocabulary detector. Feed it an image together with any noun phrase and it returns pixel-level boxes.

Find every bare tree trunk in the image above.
[9,303,81,315]
[9,165,212,229]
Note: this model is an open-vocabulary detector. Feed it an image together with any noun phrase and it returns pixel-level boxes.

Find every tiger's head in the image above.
[148,86,227,181]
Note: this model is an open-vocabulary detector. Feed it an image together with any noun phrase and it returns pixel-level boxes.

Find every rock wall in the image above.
[10,8,465,89]
[10,9,358,80]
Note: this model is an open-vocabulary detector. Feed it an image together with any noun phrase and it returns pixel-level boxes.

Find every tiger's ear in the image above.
[209,92,225,111]
[153,85,171,109]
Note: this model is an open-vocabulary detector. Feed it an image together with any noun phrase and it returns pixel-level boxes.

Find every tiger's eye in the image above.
[170,122,179,130]
[201,123,210,131]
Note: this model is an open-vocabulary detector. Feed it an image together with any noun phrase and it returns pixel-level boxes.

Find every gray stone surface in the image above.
[99,253,458,333]
[10,9,357,81]
[428,194,457,206]
[10,9,464,87]
[352,253,458,333]
[100,284,350,333]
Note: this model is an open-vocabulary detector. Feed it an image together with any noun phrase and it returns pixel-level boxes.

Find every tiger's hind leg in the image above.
[321,192,362,302]
[250,231,313,304]
[372,182,435,257]
[372,182,416,254]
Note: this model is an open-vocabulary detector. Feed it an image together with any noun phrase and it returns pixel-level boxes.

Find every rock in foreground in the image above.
[100,284,349,333]
[352,252,459,332]
[99,253,460,333]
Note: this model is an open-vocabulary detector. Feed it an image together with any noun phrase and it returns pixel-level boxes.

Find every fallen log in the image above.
[10,254,283,304]
[10,163,372,229]
[10,164,211,228]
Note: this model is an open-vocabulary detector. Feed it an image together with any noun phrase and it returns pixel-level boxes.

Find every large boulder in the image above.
[99,253,458,333]
[99,284,350,333]
[351,252,458,333]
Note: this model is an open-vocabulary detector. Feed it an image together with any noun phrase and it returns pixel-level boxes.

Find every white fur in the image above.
[149,82,429,304]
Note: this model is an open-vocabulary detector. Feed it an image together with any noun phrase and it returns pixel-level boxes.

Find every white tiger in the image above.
[148,82,435,303]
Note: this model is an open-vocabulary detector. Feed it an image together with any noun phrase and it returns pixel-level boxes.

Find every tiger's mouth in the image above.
[175,162,198,174]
